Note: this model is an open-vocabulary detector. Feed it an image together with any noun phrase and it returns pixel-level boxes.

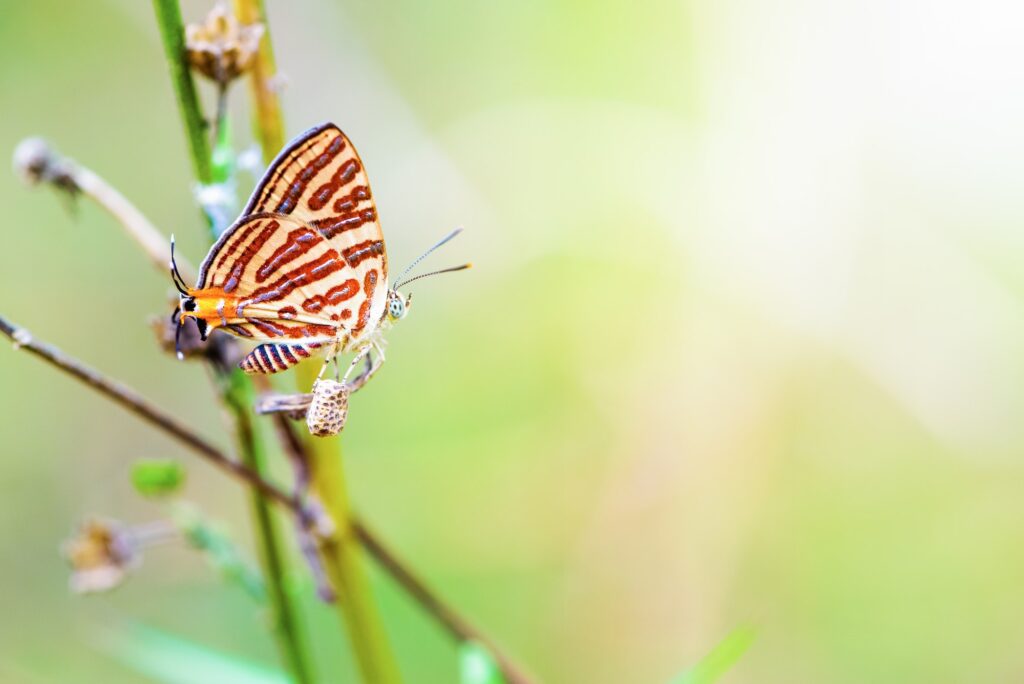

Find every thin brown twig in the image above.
[0,315,294,511]
[0,312,538,682]
[12,138,196,282]
[12,119,538,684]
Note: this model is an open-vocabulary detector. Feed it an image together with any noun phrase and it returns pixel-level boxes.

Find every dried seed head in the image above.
[185,3,264,87]
[12,137,78,195]
[62,518,139,594]
[151,310,205,359]
[12,137,52,186]
[306,379,349,437]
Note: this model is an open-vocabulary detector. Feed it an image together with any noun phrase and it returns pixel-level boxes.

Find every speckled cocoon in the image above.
[306,379,349,437]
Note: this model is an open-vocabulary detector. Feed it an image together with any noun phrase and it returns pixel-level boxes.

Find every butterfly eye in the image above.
[388,297,405,320]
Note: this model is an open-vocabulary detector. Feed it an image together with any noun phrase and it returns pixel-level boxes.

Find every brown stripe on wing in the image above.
[307,158,361,210]
[212,214,267,274]
[351,268,380,337]
[332,185,370,213]
[245,125,339,215]
[255,225,321,283]
[245,317,337,342]
[301,278,360,313]
[221,219,280,293]
[237,123,387,280]
[313,208,378,240]
[237,250,346,315]
[272,134,346,214]
[342,240,385,268]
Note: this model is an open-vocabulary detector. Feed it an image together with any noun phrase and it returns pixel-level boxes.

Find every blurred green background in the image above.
[3,1,1024,682]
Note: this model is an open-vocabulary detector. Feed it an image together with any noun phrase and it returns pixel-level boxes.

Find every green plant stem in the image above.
[152,3,314,682]
[232,0,285,164]
[298,363,402,684]
[152,0,212,185]
[223,371,314,684]
[233,1,403,677]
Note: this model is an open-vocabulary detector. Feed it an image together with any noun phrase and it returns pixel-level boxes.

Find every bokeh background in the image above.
[3,1,1024,682]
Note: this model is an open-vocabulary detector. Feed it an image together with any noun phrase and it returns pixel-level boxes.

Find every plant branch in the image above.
[232,0,285,164]
[295,363,402,684]
[13,138,196,282]
[1,311,535,682]
[153,3,315,680]
[353,521,535,684]
[0,315,296,511]
[222,370,315,683]
[230,0,402,678]
[152,0,212,185]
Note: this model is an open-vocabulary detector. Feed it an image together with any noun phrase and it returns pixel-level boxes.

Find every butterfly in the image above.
[171,122,468,379]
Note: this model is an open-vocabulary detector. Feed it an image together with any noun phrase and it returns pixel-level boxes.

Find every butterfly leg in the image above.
[314,340,343,381]
[347,349,384,392]
[372,338,387,363]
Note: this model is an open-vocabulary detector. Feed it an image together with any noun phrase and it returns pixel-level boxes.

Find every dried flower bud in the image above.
[150,310,205,359]
[185,3,264,87]
[62,518,139,594]
[12,137,78,196]
[12,137,52,186]
[307,379,349,437]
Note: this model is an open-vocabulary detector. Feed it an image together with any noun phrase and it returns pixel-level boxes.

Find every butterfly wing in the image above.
[238,341,328,374]
[193,212,367,347]
[241,123,388,344]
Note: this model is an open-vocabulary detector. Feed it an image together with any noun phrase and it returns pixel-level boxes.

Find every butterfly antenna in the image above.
[169,234,190,296]
[395,263,472,290]
[173,309,185,361]
[392,227,463,290]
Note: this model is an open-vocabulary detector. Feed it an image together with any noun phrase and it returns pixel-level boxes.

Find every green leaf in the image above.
[459,641,507,684]
[130,459,185,497]
[672,626,756,684]
[100,622,288,684]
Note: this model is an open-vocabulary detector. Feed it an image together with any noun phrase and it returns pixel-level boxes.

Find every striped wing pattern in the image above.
[184,123,393,375]
[241,123,389,344]
[194,212,366,374]
[239,341,326,374]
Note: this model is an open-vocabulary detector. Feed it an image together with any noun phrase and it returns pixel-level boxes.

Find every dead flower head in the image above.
[62,518,140,594]
[185,3,264,87]
[12,137,79,197]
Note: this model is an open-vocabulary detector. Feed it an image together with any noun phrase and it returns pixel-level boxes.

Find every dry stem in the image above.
[0,315,295,512]
[13,138,196,282]
[1,312,536,683]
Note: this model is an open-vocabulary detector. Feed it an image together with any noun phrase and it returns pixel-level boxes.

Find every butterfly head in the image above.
[169,235,210,360]
[386,289,411,323]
